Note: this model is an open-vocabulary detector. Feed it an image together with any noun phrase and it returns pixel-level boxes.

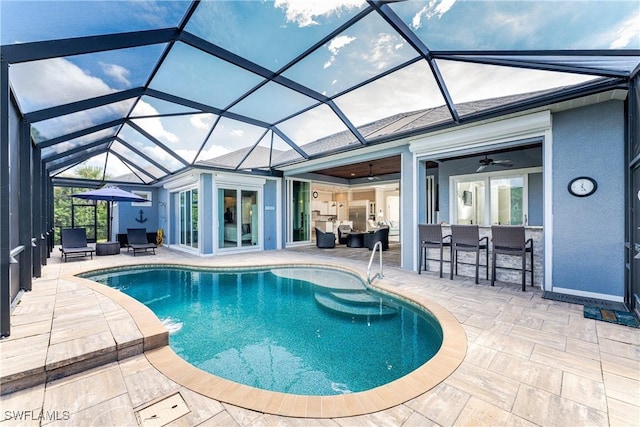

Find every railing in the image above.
[367,241,384,284]
[9,245,24,264]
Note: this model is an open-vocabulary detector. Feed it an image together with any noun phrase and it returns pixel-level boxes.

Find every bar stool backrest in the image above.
[491,225,526,250]
[451,225,480,248]
[419,224,444,244]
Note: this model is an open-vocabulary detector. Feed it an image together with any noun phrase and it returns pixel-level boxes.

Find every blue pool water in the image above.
[85,266,443,396]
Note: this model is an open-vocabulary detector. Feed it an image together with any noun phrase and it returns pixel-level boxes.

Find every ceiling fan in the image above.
[367,163,380,181]
[476,155,513,172]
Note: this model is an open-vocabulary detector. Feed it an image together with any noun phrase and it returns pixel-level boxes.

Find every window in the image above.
[451,171,534,226]
[455,180,486,225]
[490,177,524,225]
[131,190,152,207]
[179,188,198,249]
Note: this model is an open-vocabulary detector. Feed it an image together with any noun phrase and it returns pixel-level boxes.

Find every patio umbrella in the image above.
[72,186,148,241]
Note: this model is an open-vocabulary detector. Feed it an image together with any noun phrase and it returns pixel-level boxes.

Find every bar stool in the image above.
[418,224,451,278]
[450,225,488,284]
[490,225,533,291]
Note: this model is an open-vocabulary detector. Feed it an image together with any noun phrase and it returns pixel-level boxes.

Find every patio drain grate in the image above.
[136,393,190,427]
[542,291,627,311]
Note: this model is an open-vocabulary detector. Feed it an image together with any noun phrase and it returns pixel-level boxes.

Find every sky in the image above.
[1,0,638,180]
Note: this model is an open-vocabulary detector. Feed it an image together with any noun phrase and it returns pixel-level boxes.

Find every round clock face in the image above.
[312,191,318,198]
[568,177,597,197]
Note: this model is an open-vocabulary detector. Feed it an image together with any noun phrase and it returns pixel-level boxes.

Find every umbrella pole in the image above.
[108,201,113,242]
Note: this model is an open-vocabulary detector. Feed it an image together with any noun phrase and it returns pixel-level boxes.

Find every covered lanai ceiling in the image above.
[2,0,639,185]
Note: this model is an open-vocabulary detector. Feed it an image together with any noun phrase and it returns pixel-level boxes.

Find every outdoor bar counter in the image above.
[424,225,543,288]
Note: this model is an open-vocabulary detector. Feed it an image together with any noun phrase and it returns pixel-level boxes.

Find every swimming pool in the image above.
[85,265,443,396]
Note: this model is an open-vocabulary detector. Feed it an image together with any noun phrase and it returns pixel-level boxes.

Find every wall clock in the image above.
[568,177,597,197]
[312,191,318,198]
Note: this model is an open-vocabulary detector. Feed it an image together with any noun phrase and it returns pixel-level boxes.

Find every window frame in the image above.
[450,167,541,226]
[178,187,199,250]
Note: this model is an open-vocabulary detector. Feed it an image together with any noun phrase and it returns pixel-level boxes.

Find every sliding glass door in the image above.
[179,188,198,249]
[218,187,259,249]
[287,180,310,243]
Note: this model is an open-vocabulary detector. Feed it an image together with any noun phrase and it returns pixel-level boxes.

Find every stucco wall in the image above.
[551,100,625,298]
[263,179,278,250]
[201,174,213,253]
[400,148,414,269]
[116,186,159,236]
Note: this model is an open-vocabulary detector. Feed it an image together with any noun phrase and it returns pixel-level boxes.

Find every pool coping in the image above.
[70,262,467,418]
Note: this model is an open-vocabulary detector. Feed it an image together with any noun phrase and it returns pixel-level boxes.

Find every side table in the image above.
[96,241,121,256]
[346,232,365,248]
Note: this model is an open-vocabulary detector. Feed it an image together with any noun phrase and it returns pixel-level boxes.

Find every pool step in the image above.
[329,291,383,305]
[314,292,398,318]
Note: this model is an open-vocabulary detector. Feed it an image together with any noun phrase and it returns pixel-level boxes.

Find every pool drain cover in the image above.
[136,393,190,426]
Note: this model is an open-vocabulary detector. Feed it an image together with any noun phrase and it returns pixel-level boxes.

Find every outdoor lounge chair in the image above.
[126,228,157,256]
[60,228,95,262]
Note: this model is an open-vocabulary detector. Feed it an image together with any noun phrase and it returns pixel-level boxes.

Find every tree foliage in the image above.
[53,166,108,244]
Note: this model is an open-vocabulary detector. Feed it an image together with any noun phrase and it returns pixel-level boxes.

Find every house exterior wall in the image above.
[400,148,414,269]
[116,186,159,237]
[160,171,271,255]
[263,178,279,250]
[200,174,213,253]
[551,100,625,299]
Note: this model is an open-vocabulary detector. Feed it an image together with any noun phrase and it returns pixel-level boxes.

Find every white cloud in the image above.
[368,33,403,70]
[10,57,114,111]
[412,0,457,29]
[334,61,443,127]
[355,33,405,72]
[15,57,132,140]
[190,113,215,130]
[100,62,131,87]
[197,145,231,162]
[328,35,356,55]
[438,61,596,104]
[609,15,640,49]
[324,35,356,69]
[132,102,179,144]
[275,0,365,27]
[230,129,245,138]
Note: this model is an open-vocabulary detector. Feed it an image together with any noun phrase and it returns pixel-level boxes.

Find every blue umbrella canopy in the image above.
[72,186,149,241]
[72,186,148,203]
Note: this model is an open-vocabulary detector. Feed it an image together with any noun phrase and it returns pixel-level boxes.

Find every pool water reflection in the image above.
[86,266,443,396]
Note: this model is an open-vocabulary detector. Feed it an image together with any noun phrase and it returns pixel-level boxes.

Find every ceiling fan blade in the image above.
[492,160,513,165]
[476,165,486,172]
[494,161,513,168]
